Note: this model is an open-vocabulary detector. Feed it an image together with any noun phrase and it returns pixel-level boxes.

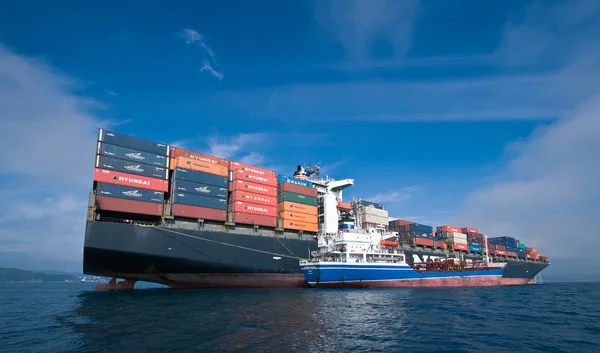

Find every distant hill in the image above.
[0,267,79,282]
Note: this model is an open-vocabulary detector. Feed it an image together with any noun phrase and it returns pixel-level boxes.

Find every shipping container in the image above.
[170,147,229,167]
[93,168,169,192]
[277,201,318,215]
[96,182,164,204]
[96,155,168,180]
[228,179,277,196]
[98,142,169,167]
[506,247,518,253]
[436,241,448,249]
[229,201,277,217]
[279,211,318,224]
[361,222,389,231]
[507,251,518,257]
[174,156,229,177]
[230,161,276,177]
[447,238,468,245]
[232,212,277,228]
[230,190,277,207]
[171,204,227,222]
[496,250,507,256]
[496,245,507,251]
[389,219,415,227]
[231,170,277,187]
[171,191,227,210]
[339,223,355,230]
[95,195,163,216]
[360,214,389,225]
[415,237,435,247]
[283,220,318,233]
[278,191,318,207]
[277,175,313,188]
[278,182,317,198]
[469,245,482,253]
[397,223,433,233]
[469,241,482,247]
[436,225,462,233]
[397,231,433,238]
[169,158,175,170]
[453,243,468,251]
[356,200,384,210]
[99,128,169,156]
[359,206,389,218]
[172,179,228,199]
[517,243,526,249]
[173,167,228,188]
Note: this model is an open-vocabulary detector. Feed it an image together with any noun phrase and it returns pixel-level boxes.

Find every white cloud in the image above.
[182,29,223,80]
[368,186,421,204]
[0,43,110,272]
[315,0,420,65]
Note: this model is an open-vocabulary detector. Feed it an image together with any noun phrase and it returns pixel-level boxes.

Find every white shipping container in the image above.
[361,214,389,225]
[450,232,467,239]
[359,206,389,218]
[446,239,468,245]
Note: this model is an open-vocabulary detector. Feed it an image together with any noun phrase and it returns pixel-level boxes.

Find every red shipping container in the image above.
[453,243,468,251]
[96,195,163,216]
[93,168,169,192]
[230,190,277,207]
[507,251,517,257]
[171,204,226,222]
[229,179,277,196]
[229,161,276,177]
[496,250,507,256]
[415,237,434,247]
[231,170,277,187]
[438,225,462,233]
[391,220,415,226]
[496,245,506,251]
[461,227,479,234]
[229,200,277,217]
[233,212,276,228]
[278,182,317,198]
[170,147,229,167]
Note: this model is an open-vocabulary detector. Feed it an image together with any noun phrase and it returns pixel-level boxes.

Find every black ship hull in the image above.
[84,221,549,289]
[83,220,318,288]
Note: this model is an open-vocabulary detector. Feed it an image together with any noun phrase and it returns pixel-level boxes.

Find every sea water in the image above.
[0,282,598,352]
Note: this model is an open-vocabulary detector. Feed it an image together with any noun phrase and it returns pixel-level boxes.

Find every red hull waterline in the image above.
[308,275,505,289]
[94,274,536,290]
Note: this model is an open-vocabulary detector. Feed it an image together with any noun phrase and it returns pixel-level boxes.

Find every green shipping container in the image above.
[517,243,526,249]
[278,191,318,206]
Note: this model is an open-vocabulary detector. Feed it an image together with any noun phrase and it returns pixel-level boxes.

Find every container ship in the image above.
[83,128,550,290]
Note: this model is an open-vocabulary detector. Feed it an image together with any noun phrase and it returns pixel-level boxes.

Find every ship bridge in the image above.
[311,178,354,234]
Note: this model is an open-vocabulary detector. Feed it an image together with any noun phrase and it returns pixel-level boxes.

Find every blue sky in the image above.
[1,0,599,280]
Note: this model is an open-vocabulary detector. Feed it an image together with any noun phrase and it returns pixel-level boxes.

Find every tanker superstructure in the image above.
[83,128,549,290]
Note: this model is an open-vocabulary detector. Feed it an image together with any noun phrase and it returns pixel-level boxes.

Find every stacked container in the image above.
[359,204,389,230]
[228,162,278,228]
[170,152,230,222]
[93,129,170,216]
[441,231,468,251]
[277,175,318,233]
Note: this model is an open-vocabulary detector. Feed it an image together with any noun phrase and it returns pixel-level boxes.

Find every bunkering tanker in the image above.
[83,128,549,290]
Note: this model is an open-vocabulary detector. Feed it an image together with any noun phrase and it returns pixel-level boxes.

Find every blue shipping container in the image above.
[469,241,482,247]
[277,175,313,188]
[171,191,227,210]
[469,245,483,253]
[398,230,433,237]
[506,247,518,252]
[98,142,168,167]
[404,223,434,233]
[173,179,228,199]
[339,224,355,229]
[174,167,228,188]
[96,155,168,180]
[99,128,169,156]
[96,182,164,204]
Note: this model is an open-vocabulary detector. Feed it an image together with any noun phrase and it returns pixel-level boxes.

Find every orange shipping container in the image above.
[279,211,318,224]
[283,220,318,233]
[229,200,277,217]
[230,190,277,207]
[170,147,229,167]
[169,157,175,170]
[229,161,276,177]
[231,170,277,187]
[228,179,277,196]
[175,156,229,177]
[277,201,318,215]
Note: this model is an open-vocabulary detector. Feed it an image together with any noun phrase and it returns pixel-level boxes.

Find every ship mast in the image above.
[484,234,490,263]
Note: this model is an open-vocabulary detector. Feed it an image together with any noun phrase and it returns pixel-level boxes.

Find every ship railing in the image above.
[98,216,160,227]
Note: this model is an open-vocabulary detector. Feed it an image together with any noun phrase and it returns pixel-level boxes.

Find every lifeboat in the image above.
[337,201,352,211]
[381,240,399,247]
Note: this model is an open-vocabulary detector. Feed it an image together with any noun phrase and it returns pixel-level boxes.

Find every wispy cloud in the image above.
[368,185,421,204]
[106,90,119,96]
[182,29,223,80]
[315,0,420,66]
